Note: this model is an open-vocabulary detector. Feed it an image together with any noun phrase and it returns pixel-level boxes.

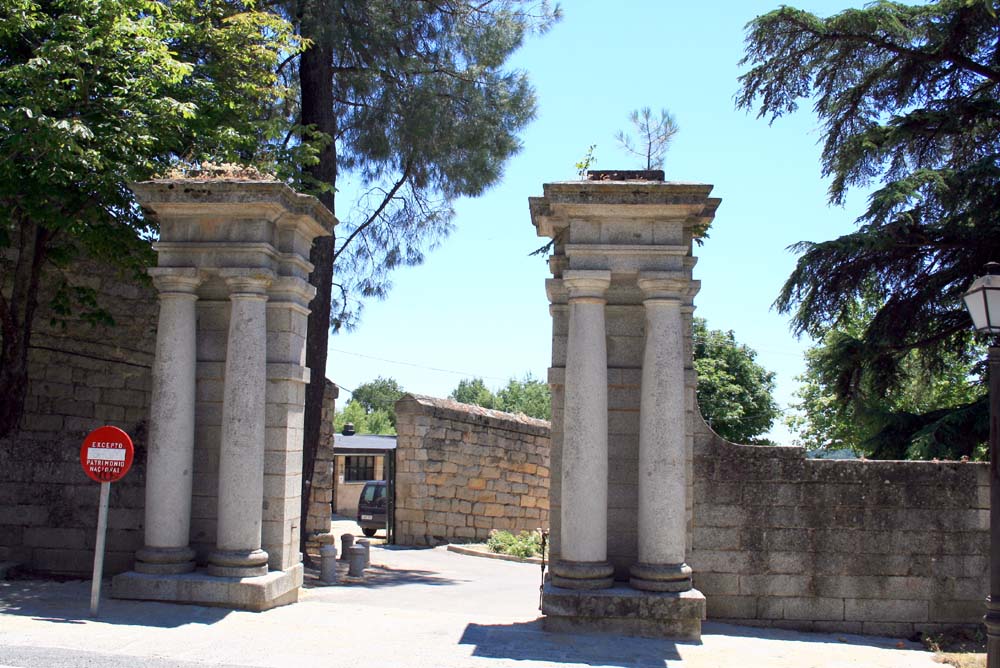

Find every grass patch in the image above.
[485,530,544,558]
[923,628,985,668]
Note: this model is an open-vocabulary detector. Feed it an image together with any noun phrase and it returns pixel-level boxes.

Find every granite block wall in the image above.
[394,394,550,546]
[690,420,989,636]
[0,250,157,575]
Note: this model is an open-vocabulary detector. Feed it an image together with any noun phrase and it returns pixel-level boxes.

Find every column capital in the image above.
[148,267,203,295]
[637,272,686,301]
[563,270,611,302]
[219,269,275,296]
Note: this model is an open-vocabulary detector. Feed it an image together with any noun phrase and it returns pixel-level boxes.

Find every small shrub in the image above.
[486,529,543,558]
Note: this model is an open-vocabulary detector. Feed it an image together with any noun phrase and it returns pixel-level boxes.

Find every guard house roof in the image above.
[333,433,397,456]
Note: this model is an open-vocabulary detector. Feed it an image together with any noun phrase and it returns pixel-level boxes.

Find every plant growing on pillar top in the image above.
[615,107,679,170]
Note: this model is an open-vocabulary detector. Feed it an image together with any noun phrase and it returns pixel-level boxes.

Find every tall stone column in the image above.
[135,268,202,574]
[550,270,614,590]
[208,271,273,578]
[630,273,692,592]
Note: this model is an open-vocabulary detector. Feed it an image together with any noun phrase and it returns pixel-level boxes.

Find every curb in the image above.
[446,544,543,565]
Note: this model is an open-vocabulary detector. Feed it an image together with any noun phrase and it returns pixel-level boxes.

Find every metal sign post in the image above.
[90,481,111,615]
[80,426,134,617]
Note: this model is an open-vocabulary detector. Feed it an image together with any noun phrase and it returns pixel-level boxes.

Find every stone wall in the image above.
[0,250,157,575]
[690,421,988,636]
[394,394,550,546]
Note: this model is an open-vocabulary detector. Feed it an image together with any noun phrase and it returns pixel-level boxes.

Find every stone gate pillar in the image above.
[551,270,614,589]
[531,170,719,639]
[135,268,202,575]
[113,179,335,611]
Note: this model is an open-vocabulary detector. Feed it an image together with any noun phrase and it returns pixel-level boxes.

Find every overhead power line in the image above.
[328,348,512,384]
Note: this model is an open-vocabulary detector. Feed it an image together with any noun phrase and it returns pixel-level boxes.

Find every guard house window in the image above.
[344,455,376,482]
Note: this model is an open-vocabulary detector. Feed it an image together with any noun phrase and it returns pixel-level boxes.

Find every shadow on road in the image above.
[0,579,231,628]
[460,620,685,668]
[702,621,923,651]
[303,562,467,589]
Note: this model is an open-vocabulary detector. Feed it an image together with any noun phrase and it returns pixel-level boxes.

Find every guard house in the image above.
[333,424,396,540]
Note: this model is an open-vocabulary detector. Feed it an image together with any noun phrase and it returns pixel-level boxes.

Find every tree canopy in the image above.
[349,376,405,425]
[787,300,985,459]
[737,0,1000,457]
[693,318,779,444]
[0,0,298,436]
[333,398,395,435]
[289,1,560,552]
[449,374,551,420]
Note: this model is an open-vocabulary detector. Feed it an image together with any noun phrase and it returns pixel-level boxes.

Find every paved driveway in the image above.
[0,544,942,668]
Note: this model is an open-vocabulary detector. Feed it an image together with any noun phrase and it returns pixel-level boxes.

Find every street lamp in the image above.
[963,262,1000,668]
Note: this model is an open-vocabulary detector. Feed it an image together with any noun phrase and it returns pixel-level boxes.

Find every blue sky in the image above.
[328,1,871,443]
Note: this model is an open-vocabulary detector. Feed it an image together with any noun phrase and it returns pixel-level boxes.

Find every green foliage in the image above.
[693,318,779,444]
[496,374,551,420]
[289,1,562,329]
[787,300,986,459]
[450,377,498,409]
[333,399,396,436]
[575,144,597,177]
[0,0,301,435]
[485,529,543,558]
[615,107,678,170]
[737,1,1000,456]
[449,374,551,420]
[350,376,405,426]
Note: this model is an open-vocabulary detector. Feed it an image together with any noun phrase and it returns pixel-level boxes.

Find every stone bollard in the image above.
[357,538,371,568]
[347,545,366,577]
[340,533,354,561]
[319,545,338,585]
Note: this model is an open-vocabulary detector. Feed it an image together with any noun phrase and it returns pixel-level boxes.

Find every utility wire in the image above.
[328,348,512,384]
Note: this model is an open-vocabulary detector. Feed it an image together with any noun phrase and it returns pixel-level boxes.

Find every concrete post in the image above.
[340,533,355,561]
[319,545,338,585]
[208,272,273,578]
[357,538,371,569]
[347,545,366,577]
[630,274,692,592]
[550,270,614,590]
[135,268,202,575]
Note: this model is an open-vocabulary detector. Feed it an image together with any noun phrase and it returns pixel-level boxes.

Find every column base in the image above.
[629,561,692,592]
[549,559,615,590]
[207,548,269,578]
[542,581,705,640]
[112,564,302,612]
[134,546,196,575]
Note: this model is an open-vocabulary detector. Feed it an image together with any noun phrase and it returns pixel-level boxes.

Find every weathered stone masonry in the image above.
[691,420,988,637]
[394,394,550,546]
[0,252,157,574]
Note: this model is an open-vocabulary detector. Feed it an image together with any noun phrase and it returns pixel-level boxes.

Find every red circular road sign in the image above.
[80,426,134,483]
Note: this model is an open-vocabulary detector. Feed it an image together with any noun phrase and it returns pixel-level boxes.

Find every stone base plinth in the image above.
[541,582,705,640]
[111,564,303,612]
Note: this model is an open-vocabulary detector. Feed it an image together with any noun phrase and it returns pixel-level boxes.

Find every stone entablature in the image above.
[112,179,334,611]
[531,178,720,639]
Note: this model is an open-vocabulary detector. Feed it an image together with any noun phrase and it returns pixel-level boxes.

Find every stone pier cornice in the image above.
[530,181,720,240]
[131,179,336,238]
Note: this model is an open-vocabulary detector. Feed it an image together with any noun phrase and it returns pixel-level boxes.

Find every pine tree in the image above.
[737,0,1000,456]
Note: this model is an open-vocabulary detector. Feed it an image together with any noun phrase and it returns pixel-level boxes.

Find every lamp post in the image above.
[963,262,1000,668]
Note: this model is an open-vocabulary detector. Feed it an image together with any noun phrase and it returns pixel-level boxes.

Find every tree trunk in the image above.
[0,218,49,437]
[299,35,337,560]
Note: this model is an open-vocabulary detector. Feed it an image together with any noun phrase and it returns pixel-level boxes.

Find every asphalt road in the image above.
[0,542,941,668]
